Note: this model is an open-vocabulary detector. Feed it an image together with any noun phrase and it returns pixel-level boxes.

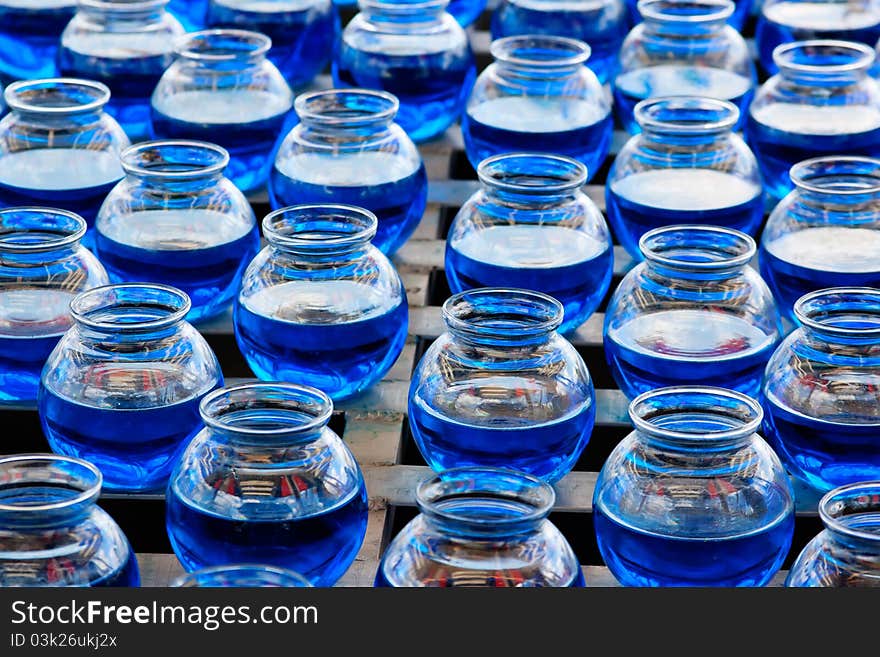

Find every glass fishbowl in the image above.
[39,283,223,492]
[462,35,612,176]
[58,0,185,141]
[166,382,369,585]
[0,79,129,230]
[762,287,880,492]
[746,40,880,202]
[0,208,108,405]
[270,89,427,255]
[614,0,755,133]
[377,467,584,587]
[760,156,880,321]
[607,96,764,259]
[334,0,475,142]
[445,152,613,334]
[151,29,294,192]
[235,205,408,401]
[604,225,782,399]
[594,387,795,586]
[409,288,595,482]
[94,140,259,323]
[786,481,880,587]
[0,454,140,586]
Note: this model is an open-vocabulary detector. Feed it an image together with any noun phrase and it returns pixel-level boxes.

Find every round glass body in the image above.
[604,225,783,399]
[235,205,409,401]
[166,383,369,586]
[0,208,108,405]
[38,283,223,492]
[0,455,139,587]
[594,387,795,587]
[270,89,428,256]
[94,140,259,323]
[409,288,596,482]
[377,467,584,587]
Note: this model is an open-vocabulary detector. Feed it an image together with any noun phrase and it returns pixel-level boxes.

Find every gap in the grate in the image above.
[2,407,49,454]
[427,269,452,307]
[437,205,460,239]
[101,496,171,554]
[475,51,493,73]
[449,150,477,180]
[202,334,253,378]
[472,11,492,32]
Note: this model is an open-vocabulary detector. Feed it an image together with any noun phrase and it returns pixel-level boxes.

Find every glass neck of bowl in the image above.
[132,170,224,193]
[423,508,545,540]
[269,236,371,261]
[299,116,395,142]
[71,286,190,343]
[630,388,761,452]
[176,32,270,72]
[208,422,328,448]
[780,67,867,86]
[264,207,378,261]
[642,15,727,37]
[637,426,753,452]
[640,124,734,148]
[0,242,81,265]
[821,484,880,554]
[75,317,185,343]
[792,159,880,208]
[361,0,448,27]
[641,227,754,281]
[644,256,748,281]
[200,385,334,449]
[776,43,874,86]
[0,210,87,263]
[123,145,228,190]
[485,186,581,206]
[417,469,553,540]
[444,310,559,349]
[797,291,880,348]
[0,458,99,529]
[79,1,168,23]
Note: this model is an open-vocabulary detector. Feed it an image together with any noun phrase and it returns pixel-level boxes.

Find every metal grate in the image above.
[0,13,824,587]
